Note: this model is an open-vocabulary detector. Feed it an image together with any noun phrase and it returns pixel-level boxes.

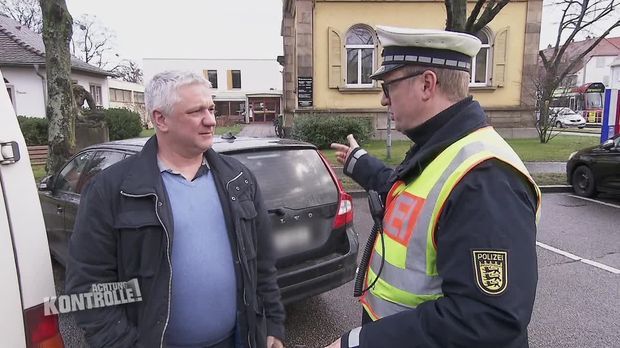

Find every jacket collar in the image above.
[395,98,489,180]
[120,136,244,196]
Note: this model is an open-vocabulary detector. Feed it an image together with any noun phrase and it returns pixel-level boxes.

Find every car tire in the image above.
[571,165,597,197]
[555,121,563,128]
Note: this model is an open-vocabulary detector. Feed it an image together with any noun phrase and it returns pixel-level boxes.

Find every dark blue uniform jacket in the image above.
[342,97,539,348]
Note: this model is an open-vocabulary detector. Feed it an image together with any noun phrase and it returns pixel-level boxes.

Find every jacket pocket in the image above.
[115,211,162,278]
[237,200,258,260]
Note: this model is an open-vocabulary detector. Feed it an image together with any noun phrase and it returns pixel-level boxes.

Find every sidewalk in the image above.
[333,162,567,176]
[236,123,275,138]
[524,162,566,174]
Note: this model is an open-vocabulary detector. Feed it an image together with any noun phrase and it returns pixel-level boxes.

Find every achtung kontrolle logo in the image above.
[44,278,142,316]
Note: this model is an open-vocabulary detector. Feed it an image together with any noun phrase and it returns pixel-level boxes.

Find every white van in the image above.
[0,70,63,347]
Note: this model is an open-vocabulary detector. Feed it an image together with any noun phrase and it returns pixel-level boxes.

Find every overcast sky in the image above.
[65,0,619,65]
[65,0,284,62]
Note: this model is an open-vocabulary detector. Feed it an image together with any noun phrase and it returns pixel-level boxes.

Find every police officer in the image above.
[327,26,540,348]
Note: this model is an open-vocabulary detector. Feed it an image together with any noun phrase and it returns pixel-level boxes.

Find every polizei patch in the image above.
[472,250,508,295]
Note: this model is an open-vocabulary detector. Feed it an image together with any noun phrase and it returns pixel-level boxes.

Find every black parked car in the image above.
[566,134,620,197]
[38,136,359,304]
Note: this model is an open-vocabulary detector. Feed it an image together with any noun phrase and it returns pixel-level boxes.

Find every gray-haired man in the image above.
[66,71,285,348]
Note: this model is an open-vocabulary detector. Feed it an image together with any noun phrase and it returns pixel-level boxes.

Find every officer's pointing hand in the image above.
[330,134,360,165]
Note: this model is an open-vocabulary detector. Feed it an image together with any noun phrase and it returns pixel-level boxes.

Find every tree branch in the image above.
[465,0,486,32]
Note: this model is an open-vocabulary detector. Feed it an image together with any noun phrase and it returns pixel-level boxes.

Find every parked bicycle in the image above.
[273,114,285,138]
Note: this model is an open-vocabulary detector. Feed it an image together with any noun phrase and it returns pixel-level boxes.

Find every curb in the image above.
[347,185,572,198]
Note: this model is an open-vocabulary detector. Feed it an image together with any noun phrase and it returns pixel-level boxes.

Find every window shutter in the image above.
[227,70,232,90]
[328,27,342,88]
[493,27,509,87]
[203,69,209,79]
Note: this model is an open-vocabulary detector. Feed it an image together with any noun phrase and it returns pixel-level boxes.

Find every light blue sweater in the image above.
[162,168,237,347]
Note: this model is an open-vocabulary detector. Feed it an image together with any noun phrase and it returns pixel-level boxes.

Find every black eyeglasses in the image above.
[381,71,426,99]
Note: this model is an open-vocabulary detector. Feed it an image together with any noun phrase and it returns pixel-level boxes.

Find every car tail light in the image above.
[317,151,354,229]
[24,303,64,348]
[333,191,353,229]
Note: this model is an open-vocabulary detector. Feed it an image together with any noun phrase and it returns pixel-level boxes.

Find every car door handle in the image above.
[56,206,64,214]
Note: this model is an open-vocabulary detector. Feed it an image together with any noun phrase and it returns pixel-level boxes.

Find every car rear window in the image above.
[230,148,338,210]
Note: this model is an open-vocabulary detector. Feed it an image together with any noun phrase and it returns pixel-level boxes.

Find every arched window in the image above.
[471,29,492,85]
[346,26,375,87]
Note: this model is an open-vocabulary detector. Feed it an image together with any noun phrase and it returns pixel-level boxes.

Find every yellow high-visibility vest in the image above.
[360,126,541,320]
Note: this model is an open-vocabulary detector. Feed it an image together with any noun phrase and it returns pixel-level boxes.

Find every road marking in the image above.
[536,241,620,274]
[567,194,620,209]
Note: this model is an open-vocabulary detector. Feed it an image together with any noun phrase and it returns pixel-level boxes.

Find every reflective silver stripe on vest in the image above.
[365,287,415,317]
[367,134,531,317]
[369,142,487,295]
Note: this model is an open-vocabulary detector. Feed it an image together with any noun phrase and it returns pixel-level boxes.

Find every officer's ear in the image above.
[420,70,439,102]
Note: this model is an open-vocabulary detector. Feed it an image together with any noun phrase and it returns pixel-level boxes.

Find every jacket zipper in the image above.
[120,190,173,348]
[224,172,254,348]
[226,171,243,191]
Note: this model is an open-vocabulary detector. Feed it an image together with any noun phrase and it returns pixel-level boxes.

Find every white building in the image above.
[0,14,111,117]
[108,78,147,126]
[611,56,620,89]
[542,37,620,88]
[143,58,282,123]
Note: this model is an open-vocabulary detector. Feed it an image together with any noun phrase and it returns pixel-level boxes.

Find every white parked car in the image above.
[0,71,63,347]
[549,107,586,129]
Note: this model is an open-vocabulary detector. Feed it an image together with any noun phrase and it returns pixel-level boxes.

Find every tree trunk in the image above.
[445,0,467,32]
[40,0,77,174]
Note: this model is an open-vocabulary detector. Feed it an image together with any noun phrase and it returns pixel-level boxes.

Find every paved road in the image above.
[53,193,619,348]
[285,194,620,348]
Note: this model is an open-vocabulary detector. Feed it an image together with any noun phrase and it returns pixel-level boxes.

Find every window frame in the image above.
[345,26,376,88]
[470,29,492,87]
[6,84,16,110]
[89,84,103,106]
[231,70,241,89]
[133,91,144,104]
[207,70,218,89]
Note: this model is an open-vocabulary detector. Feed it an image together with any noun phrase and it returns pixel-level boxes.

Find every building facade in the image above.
[0,14,111,117]
[541,37,620,89]
[143,58,283,123]
[281,0,543,138]
[108,78,148,126]
[611,57,620,89]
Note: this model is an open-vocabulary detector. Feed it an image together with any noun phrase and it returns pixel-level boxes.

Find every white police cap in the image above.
[370,26,482,79]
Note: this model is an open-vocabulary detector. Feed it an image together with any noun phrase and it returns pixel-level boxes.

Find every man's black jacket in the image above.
[342,98,539,348]
[65,136,285,348]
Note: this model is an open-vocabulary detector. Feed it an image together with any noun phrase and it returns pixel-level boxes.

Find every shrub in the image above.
[104,108,143,141]
[17,116,48,145]
[291,115,373,149]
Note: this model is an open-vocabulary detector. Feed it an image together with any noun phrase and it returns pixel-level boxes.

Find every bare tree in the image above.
[71,14,116,69]
[111,59,143,84]
[444,0,510,33]
[40,0,79,174]
[536,0,620,143]
[1,0,43,33]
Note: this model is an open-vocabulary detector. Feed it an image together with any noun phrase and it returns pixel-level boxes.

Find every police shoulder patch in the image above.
[472,250,508,296]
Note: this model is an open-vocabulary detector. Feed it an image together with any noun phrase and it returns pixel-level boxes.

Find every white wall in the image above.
[611,64,620,89]
[72,72,110,108]
[0,66,109,118]
[142,58,282,95]
[583,55,616,86]
[1,66,47,117]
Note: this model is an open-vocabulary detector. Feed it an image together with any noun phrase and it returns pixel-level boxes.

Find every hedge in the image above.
[104,108,143,141]
[291,116,373,149]
[18,108,144,145]
[17,116,48,145]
